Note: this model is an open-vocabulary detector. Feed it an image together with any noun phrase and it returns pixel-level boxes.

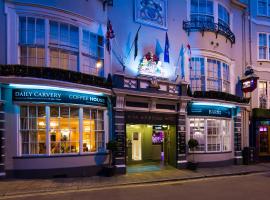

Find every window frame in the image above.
[258,80,269,109]
[189,56,231,93]
[258,33,269,61]
[18,104,107,156]
[188,117,232,153]
[257,0,269,17]
[17,15,105,77]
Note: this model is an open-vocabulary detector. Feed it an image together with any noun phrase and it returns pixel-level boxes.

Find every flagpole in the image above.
[126,25,141,59]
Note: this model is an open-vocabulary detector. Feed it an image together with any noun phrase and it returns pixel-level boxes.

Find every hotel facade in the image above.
[0,0,252,178]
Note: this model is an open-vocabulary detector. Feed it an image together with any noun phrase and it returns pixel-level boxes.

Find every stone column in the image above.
[113,95,126,174]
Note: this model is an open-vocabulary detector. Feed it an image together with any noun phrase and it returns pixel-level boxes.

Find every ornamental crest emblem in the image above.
[135,0,167,29]
[138,52,165,78]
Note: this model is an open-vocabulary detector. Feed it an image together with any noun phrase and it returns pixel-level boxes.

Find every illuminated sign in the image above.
[241,77,258,93]
[138,52,166,78]
[187,103,234,118]
[12,89,107,107]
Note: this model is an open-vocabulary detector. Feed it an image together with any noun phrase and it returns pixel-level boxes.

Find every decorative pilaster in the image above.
[177,114,187,169]
[0,103,4,177]
[234,116,243,165]
[113,96,126,174]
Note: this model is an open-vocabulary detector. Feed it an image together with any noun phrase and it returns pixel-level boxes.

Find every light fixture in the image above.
[50,121,58,127]
[9,84,103,96]
[38,121,45,127]
[96,60,103,69]
[191,102,236,108]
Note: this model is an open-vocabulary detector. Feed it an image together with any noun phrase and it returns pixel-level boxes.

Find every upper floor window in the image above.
[18,16,105,77]
[49,21,79,71]
[259,81,268,109]
[190,57,230,93]
[207,59,221,91]
[190,57,206,92]
[218,4,230,28]
[257,0,270,16]
[19,17,45,66]
[190,0,214,22]
[82,30,104,76]
[258,33,269,60]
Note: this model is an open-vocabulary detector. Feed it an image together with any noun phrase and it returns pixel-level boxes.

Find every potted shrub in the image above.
[104,139,118,177]
[187,138,199,170]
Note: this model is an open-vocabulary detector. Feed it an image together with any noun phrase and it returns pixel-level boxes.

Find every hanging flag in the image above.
[164,32,170,63]
[106,20,115,53]
[187,44,192,69]
[134,25,141,60]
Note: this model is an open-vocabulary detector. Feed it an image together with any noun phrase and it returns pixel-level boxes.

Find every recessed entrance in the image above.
[126,124,176,173]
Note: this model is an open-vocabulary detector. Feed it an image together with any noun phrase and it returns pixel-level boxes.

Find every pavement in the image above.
[0,163,270,198]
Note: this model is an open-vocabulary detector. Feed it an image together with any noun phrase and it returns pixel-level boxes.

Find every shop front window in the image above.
[20,106,46,155]
[189,118,231,153]
[50,106,79,154]
[19,105,106,156]
[83,108,104,152]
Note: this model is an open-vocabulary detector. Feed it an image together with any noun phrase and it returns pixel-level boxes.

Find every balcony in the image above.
[0,65,112,88]
[183,20,235,44]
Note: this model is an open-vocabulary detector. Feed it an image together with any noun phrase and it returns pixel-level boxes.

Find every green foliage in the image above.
[188,138,199,149]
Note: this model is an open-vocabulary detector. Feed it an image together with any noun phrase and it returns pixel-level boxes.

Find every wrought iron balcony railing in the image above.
[183,20,235,44]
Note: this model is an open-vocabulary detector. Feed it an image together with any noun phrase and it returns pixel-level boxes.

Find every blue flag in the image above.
[164,32,170,63]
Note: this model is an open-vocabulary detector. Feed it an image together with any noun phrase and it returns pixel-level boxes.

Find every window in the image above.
[50,106,79,154]
[218,4,230,28]
[190,57,230,93]
[259,33,267,60]
[82,30,104,76]
[83,108,105,152]
[49,21,79,71]
[191,0,214,22]
[20,106,46,155]
[258,0,268,16]
[19,105,106,155]
[259,81,268,109]
[189,118,231,153]
[207,59,221,91]
[190,57,205,92]
[19,17,45,66]
[190,118,205,151]
[18,16,105,76]
[222,63,230,93]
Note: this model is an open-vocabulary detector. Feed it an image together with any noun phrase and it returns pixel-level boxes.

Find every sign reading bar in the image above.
[12,89,107,107]
[187,104,232,118]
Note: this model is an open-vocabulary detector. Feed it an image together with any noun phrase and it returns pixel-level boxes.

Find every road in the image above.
[4,172,270,200]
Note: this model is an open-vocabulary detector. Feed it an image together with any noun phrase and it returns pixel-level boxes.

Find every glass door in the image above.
[259,126,270,155]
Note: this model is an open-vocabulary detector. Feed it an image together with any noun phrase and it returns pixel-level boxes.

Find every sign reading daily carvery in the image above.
[12,89,107,107]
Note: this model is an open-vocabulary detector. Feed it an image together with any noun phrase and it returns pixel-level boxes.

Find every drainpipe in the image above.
[248,0,252,65]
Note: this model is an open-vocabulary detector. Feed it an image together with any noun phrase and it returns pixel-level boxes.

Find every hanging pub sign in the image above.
[241,66,259,93]
[12,88,107,107]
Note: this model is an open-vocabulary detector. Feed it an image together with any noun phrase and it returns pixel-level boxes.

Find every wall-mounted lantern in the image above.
[241,66,259,93]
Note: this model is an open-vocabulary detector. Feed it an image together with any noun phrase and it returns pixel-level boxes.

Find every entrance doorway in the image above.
[258,126,270,156]
[126,124,176,172]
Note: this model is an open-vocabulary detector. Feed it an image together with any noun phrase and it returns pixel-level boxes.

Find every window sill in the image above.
[188,151,232,154]
[257,59,270,62]
[14,152,108,159]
